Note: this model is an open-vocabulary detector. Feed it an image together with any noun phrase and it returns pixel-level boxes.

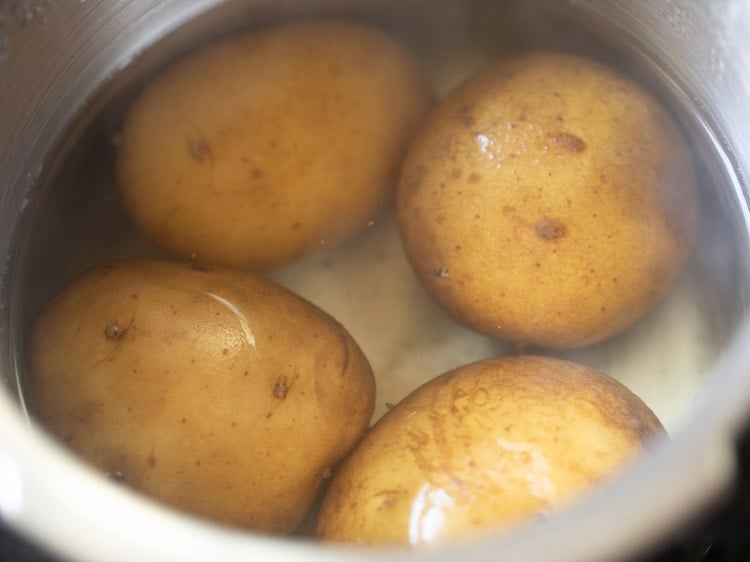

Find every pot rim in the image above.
[1,1,750,561]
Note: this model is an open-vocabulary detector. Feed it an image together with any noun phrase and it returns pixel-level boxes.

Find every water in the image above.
[7,0,747,537]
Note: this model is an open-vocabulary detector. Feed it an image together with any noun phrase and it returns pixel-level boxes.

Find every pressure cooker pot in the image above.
[0,1,749,561]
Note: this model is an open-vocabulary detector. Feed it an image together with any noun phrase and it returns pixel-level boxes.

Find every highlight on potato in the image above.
[316,355,665,545]
[397,51,698,349]
[26,259,376,534]
[116,18,432,272]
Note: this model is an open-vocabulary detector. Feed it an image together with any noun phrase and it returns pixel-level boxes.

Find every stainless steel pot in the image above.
[1,1,749,561]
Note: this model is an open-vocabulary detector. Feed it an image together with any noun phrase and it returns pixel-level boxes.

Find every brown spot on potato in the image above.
[273,376,289,399]
[547,132,586,153]
[451,168,462,179]
[104,321,126,340]
[435,267,449,279]
[188,138,209,161]
[535,217,567,240]
[468,173,481,183]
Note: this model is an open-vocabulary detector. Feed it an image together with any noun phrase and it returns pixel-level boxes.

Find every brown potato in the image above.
[117,19,431,271]
[316,355,664,545]
[27,260,375,533]
[397,52,698,348]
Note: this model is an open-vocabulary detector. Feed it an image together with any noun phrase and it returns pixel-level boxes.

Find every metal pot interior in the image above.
[0,1,749,561]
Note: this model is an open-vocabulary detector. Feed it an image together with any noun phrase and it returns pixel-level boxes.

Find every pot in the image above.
[1,1,749,561]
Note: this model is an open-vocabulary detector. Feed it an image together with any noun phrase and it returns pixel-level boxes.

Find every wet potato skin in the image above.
[117,19,432,272]
[397,51,698,348]
[27,260,375,533]
[29,35,685,542]
[316,355,664,545]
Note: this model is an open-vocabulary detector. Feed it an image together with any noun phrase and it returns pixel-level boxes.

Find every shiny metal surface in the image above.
[0,1,749,561]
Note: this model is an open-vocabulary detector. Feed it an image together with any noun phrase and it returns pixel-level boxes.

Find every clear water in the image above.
[8,0,747,537]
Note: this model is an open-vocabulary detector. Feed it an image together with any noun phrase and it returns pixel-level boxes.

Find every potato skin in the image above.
[397,52,698,348]
[27,260,375,533]
[316,355,664,545]
[117,19,431,271]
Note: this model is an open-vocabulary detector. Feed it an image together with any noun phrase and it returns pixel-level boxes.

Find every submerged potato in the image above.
[27,260,375,533]
[117,19,431,271]
[398,52,698,348]
[316,355,664,545]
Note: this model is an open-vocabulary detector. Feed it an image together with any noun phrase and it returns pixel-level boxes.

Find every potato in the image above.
[26,260,375,533]
[397,52,698,348]
[117,19,431,271]
[316,355,664,545]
